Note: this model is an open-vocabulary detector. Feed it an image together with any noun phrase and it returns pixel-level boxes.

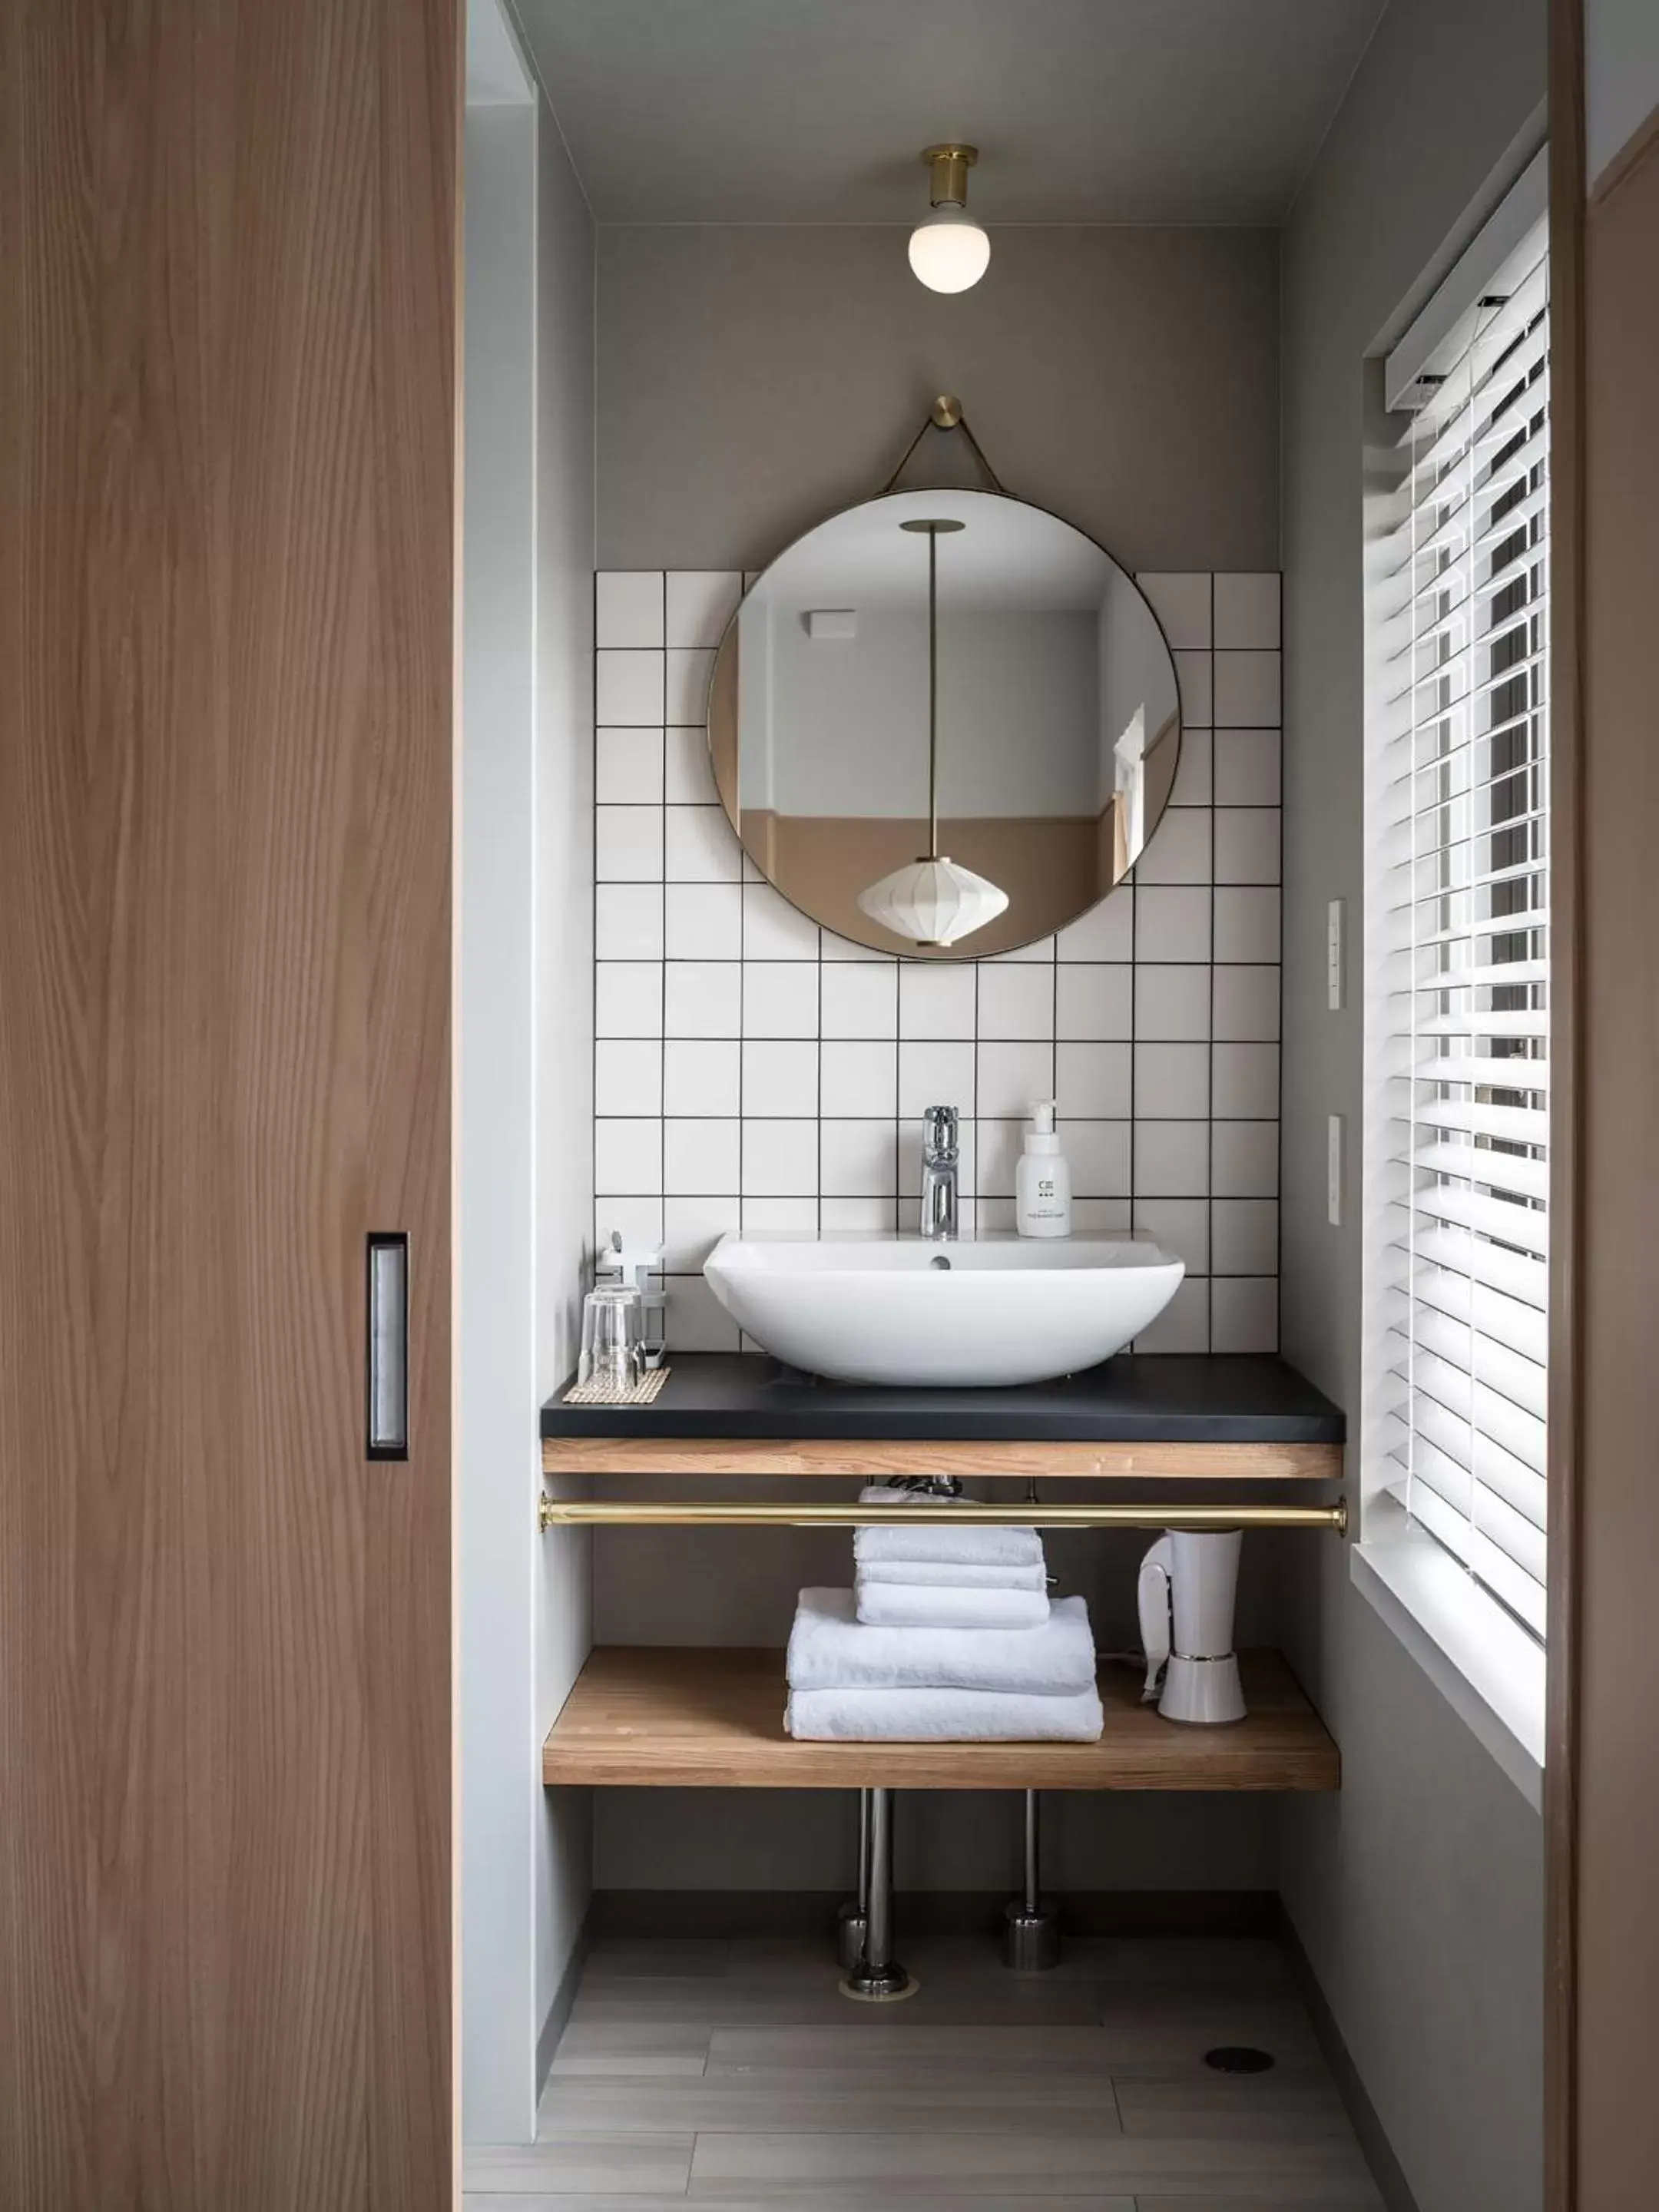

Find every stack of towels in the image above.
[784,1485,1103,1742]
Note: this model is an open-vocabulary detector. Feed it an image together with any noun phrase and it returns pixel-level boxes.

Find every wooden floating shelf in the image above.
[543,1646,1339,1793]
[541,1437,1343,1482]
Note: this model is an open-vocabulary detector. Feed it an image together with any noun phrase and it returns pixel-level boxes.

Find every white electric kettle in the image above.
[1137,1529,1247,1724]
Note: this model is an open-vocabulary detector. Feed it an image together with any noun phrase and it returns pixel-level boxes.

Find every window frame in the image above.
[1354,147,1550,1798]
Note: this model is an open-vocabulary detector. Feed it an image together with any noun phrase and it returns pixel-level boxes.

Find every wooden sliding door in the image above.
[1548,2,1659,2204]
[0,2,459,2205]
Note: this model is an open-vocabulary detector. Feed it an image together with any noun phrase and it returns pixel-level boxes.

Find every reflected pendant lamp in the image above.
[856,518,1009,949]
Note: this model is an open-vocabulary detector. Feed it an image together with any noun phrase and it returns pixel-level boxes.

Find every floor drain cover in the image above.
[1204,2045,1275,2074]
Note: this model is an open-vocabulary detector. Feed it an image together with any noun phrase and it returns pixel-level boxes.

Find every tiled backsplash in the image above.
[591,568,1281,1354]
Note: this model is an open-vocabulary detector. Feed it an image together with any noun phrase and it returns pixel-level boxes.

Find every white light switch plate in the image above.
[1327,1114,1343,1227]
[806,608,856,640]
[1326,899,1345,1011]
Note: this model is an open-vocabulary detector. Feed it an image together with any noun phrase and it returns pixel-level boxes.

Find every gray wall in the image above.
[598,224,1279,575]
[753,607,1102,817]
[462,84,545,2144]
[1277,3,1546,2208]
[593,1489,1283,1896]
[1587,0,1659,182]
[596,1780,1277,1896]
[462,16,597,2139]
[532,55,598,2088]
[588,218,1283,1896]
[591,559,1287,1899]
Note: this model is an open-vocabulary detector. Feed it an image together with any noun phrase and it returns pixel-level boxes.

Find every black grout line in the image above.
[598,1114,1277,1128]
[589,571,602,1271]
[1273,603,1286,1356]
[608,942,1280,959]
[889,960,901,1235]
[655,575,667,1225]
[641,1260,1273,1277]
[601,1029,1280,1054]
[735,734,747,1262]
[1207,573,1217,1353]
[813,921,823,1237]
[1128,856,1139,1299]
[971,955,982,1226]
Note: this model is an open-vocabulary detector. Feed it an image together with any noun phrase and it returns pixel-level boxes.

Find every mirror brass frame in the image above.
[705,485,1183,961]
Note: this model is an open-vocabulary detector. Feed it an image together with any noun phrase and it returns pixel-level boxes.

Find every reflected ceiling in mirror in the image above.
[707,488,1181,959]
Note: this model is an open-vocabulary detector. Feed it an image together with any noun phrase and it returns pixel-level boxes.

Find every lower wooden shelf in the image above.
[542,1645,1339,1793]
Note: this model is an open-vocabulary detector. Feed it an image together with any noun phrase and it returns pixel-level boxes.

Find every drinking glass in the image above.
[578,1283,644,1389]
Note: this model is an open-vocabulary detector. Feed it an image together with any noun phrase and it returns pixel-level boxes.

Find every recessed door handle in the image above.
[366,1233,409,1460]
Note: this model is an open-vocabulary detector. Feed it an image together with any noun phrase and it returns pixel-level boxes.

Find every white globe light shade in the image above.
[907,207,991,294]
[856,856,1008,948]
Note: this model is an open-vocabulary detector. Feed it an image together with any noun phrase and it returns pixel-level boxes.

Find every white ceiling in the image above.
[512,0,1384,226]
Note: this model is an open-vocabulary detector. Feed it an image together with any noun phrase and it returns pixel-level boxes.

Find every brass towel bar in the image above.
[538,1497,1347,1535]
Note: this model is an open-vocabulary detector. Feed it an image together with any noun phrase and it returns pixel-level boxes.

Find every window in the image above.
[1364,156,1550,1641]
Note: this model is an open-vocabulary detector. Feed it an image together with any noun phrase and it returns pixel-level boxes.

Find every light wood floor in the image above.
[464,1930,1385,2207]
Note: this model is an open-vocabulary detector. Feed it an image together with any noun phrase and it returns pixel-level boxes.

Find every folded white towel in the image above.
[853,1485,1044,1570]
[786,1587,1095,1696]
[786,1682,1104,1742]
[854,1579,1051,1630]
[856,1558,1049,1591]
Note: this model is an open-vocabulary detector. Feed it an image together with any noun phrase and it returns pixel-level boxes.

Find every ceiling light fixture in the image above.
[856,519,1008,949]
[908,144,990,295]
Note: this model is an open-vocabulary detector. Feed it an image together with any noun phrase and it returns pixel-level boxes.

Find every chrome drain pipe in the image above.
[839,1788,916,2003]
[1003,1788,1061,1971]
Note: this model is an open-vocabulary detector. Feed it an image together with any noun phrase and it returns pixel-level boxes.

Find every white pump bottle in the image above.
[1015,1100,1071,1238]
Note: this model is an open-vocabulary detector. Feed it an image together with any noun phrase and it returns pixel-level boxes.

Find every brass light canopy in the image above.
[909,144,990,293]
[922,142,979,208]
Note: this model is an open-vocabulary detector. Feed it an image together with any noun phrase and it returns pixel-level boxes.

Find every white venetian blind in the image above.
[1372,178,1550,1637]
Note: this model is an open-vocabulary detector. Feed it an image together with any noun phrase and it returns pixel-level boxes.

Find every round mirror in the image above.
[707,488,1181,959]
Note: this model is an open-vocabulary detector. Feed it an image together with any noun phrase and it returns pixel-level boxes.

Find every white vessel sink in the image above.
[702,1233,1184,1388]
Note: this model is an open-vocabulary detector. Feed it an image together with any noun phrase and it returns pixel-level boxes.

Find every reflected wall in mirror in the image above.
[707,488,1181,958]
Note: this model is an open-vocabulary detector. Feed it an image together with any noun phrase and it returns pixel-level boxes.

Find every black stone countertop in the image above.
[541,1353,1344,1445]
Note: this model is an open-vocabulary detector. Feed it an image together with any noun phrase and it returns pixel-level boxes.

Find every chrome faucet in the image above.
[919,1105,959,1241]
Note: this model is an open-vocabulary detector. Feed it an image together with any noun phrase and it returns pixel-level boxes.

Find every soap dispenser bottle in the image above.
[1015,1101,1071,1238]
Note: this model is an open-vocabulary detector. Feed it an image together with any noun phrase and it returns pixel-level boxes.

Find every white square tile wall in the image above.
[594,571,1280,1353]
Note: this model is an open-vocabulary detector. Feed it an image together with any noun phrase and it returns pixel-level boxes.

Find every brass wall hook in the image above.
[882,395,1006,496]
